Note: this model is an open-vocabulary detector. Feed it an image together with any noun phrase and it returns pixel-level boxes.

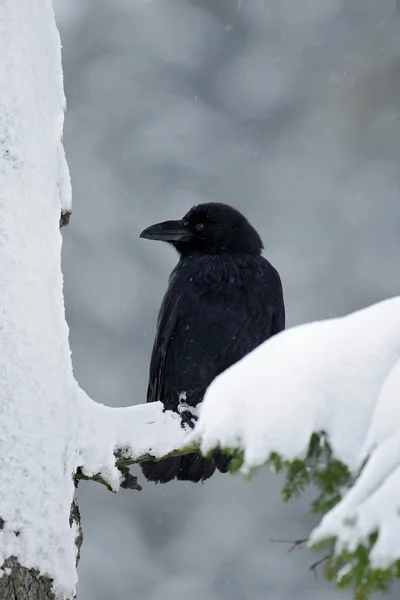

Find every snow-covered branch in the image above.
[311,359,400,569]
[190,297,400,596]
[75,395,190,492]
[81,295,400,592]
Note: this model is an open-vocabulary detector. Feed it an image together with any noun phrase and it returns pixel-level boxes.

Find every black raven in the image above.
[139,202,285,483]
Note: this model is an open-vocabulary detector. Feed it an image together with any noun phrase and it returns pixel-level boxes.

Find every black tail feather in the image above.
[140,451,230,484]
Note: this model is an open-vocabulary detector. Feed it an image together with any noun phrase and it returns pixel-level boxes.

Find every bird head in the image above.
[140,203,263,256]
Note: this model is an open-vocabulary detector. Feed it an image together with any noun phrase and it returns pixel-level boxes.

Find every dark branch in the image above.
[309,553,332,579]
[270,537,309,553]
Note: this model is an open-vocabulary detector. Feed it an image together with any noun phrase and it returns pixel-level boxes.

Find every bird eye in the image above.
[195,223,205,232]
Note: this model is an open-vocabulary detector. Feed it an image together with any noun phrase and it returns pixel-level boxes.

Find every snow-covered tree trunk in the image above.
[0,2,187,598]
[0,0,78,597]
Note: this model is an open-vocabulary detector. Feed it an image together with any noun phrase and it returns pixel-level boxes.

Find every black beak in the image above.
[140,220,192,242]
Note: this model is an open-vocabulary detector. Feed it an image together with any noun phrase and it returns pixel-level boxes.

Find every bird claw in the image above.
[178,402,198,430]
[180,411,198,430]
[120,472,142,491]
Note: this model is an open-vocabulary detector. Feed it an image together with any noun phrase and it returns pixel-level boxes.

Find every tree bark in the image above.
[0,558,55,600]
[0,502,81,600]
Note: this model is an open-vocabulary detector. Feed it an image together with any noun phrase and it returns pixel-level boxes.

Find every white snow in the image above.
[57,141,72,212]
[191,297,400,568]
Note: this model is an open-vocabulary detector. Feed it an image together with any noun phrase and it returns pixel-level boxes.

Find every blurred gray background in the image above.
[54,0,400,598]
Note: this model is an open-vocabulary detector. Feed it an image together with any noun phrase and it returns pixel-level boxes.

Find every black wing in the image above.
[147,255,285,411]
[146,281,181,408]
